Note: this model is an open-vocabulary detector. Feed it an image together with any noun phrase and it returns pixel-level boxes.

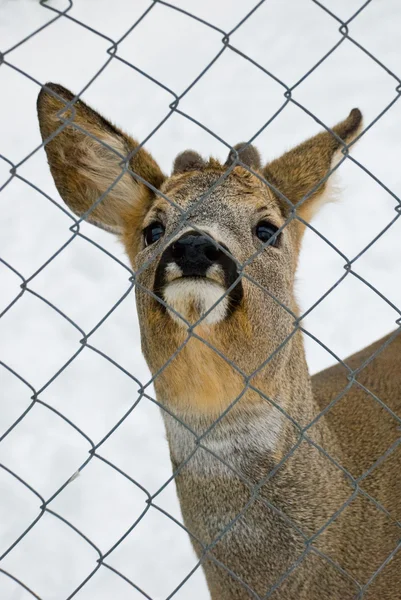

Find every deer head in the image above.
[37,83,362,421]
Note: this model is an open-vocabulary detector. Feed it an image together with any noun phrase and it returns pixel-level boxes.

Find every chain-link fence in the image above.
[1,0,401,598]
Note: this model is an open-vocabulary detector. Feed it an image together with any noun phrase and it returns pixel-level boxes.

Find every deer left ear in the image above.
[263,109,362,224]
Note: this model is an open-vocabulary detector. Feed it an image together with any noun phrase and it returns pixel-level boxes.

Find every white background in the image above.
[0,0,400,598]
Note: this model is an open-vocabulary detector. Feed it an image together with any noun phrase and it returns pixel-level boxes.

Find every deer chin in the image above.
[163,277,228,327]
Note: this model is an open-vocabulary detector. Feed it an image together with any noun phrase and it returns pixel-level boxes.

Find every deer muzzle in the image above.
[153,231,243,326]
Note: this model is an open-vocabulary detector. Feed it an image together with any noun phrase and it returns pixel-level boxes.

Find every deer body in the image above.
[37,83,401,599]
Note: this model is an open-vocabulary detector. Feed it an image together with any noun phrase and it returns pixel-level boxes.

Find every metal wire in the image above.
[1,1,401,598]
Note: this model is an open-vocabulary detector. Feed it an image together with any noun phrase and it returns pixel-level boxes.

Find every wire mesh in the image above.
[1,0,401,598]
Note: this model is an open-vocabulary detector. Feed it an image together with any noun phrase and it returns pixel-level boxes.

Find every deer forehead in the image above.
[149,168,281,231]
[161,166,273,201]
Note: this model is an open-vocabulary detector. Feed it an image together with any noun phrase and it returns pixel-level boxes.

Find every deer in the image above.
[37,83,401,600]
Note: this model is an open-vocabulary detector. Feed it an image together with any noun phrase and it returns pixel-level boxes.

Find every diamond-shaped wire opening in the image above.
[1,510,99,599]
[0,290,83,387]
[39,346,143,441]
[0,402,90,498]
[50,457,151,551]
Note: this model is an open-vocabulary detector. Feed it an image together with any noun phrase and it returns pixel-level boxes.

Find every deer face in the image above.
[37,83,362,415]
[134,165,289,323]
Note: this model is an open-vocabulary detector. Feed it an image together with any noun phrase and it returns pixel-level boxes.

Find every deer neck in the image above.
[158,335,347,599]
[160,330,336,469]
[161,362,335,485]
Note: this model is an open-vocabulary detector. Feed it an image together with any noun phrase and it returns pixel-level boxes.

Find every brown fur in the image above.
[173,150,206,174]
[37,83,164,233]
[225,143,262,171]
[36,84,399,599]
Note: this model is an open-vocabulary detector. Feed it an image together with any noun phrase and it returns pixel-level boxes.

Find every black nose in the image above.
[171,233,222,276]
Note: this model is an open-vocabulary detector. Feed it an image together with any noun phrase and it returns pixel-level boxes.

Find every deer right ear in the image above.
[37,83,165,234]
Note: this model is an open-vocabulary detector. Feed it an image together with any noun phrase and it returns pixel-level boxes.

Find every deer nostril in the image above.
[171,242,185,260]
[204,245,221,262]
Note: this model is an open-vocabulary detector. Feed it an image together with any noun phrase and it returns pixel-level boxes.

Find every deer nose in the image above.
[171,233,222,276]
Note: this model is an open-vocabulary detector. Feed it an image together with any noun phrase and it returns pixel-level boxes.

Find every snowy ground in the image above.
[0,0,400,598]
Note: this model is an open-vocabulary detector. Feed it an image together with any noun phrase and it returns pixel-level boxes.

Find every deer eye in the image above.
[255,221,280,247]
[144,221,165,246]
